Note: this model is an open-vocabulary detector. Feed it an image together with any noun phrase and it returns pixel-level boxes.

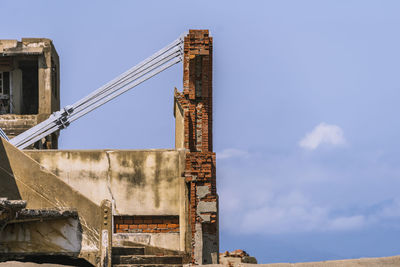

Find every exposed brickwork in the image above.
[175,30,218,264]
[114,215,179,233]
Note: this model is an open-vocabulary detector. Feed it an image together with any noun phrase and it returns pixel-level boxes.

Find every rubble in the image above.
[220,249,257,266]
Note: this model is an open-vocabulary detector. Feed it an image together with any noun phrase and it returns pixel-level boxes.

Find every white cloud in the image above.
[220,173,400,234]
[218,134,400,236]
[223,190,366,234]
[326,215,366,231]
[376,198,400,219]
[299,122,346,150]
[218,148,249,160]
[218,153,400,235]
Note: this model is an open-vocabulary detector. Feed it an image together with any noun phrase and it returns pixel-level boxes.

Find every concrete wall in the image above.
[11,69,22,114]
[174,88,185,150]
[0,139,110,265]
[113,233,180,251]
[26,149,186,216]
[25,149,189,252]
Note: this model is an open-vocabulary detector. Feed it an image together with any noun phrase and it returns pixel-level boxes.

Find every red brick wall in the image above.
[175,30,218,264]
[114,215,179,233]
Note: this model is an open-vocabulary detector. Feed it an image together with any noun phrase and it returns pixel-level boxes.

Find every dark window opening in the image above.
[0,71,10,114]
[19,60,38,114]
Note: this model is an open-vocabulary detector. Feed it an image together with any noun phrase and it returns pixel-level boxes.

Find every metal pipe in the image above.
[16,57,182,149]
[12,51,181,148]
[11,33,186,149]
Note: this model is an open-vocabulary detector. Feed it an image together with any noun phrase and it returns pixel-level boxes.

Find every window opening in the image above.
[19,60,38,114]
[0,71,10,114]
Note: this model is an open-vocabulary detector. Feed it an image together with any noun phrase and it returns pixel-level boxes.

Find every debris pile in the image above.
[220,249,257,266]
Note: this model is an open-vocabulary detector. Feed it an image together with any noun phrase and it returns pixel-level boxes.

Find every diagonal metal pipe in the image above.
[10,33,186,149]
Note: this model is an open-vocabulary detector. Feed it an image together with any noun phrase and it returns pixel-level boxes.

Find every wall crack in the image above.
[105,150,116,214]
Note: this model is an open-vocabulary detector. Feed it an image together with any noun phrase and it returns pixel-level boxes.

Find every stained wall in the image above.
[25,149,189,251]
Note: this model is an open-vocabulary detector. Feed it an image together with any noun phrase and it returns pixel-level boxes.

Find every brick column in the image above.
[175,30,218,264]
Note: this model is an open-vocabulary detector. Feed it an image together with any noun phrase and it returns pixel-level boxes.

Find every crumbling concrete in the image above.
[220,250,257,266]
[25,149,189,252]
[25,149,186,216]
[0,30,218,265]
[196,185,210,199]
[0,138,113,266]
[0,38,59,148]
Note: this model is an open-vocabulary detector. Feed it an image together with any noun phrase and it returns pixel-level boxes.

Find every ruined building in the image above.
[0,30,218,266]
[0,38,59,148]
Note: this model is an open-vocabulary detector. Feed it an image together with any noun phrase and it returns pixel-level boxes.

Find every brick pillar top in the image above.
[176,30,219,264]
[182,30,213,152]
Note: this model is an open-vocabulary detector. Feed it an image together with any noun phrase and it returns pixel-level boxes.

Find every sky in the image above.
[1,0,400,264]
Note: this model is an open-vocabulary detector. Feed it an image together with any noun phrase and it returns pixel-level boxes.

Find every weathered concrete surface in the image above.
[113,233,180,251]
[0,115,37,139]
[0,138,107,265]
[0,207,82,257]
[0,218,81,253]
[0,39,45,55]
[26,149,186,216]
[174,88,185,150]
[0,199,27,227]
[26,149,189,252]
[0,38,60,148]
[0,38,60,115]
[190,255,400,267]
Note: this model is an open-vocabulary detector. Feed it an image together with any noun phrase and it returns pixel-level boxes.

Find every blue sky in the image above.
[2,0,400,263]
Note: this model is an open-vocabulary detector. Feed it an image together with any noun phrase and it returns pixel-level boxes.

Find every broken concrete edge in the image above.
[2,209,79,232]
[1,202,111,266]
[0,38,53,56]
[16,209,78,220]
[0,199,27,210]
[0,139,114,266]
[220,249,257,265]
